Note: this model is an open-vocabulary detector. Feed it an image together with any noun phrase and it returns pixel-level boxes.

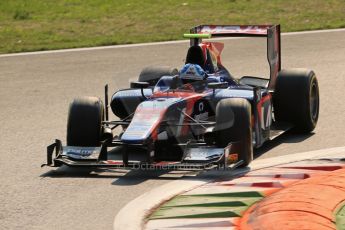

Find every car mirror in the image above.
[130,81,150,89]
[130,81,150,99]
[208,82,228,89]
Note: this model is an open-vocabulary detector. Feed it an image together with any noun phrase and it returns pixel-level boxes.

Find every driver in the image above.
[179,63,207,91]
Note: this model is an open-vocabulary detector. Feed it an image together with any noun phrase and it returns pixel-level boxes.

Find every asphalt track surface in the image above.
[0,30,345,229]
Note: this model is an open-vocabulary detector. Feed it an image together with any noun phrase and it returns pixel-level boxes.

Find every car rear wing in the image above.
[187,25,281,90]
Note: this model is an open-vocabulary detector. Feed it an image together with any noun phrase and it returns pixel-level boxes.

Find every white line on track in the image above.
[1,28,345,58]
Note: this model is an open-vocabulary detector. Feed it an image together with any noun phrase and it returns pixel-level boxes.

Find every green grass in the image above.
[0,0,344,54]
[336,201,345,230]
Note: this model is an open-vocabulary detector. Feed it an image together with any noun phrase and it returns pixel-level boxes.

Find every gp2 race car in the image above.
[43,24,319,170]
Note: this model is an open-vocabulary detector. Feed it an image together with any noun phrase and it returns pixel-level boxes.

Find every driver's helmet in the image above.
[179,63,206,84]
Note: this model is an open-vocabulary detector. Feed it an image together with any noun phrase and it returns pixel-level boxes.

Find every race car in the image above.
[43,24,319,170]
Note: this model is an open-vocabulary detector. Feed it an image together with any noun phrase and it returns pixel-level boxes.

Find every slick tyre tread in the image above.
[67,96,104,147]
[138,66,178,86]
[273,68,319,133]
[215,98,253,167]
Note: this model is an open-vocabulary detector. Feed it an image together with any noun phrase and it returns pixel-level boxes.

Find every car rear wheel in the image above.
[273,68,319,133]
[67,97,104,147]
[215,98,253,167]
[138,66,178,86]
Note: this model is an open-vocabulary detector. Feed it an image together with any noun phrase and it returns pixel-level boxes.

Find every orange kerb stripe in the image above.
[237,168,345,230]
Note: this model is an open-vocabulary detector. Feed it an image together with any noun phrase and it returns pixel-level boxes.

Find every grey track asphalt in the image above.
[0,30,344,230]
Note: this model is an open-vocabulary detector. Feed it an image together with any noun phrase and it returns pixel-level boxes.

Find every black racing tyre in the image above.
[215,98,253,167]
[67,97,104,147]
[138,66,178,86]
[273,68,319,133]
